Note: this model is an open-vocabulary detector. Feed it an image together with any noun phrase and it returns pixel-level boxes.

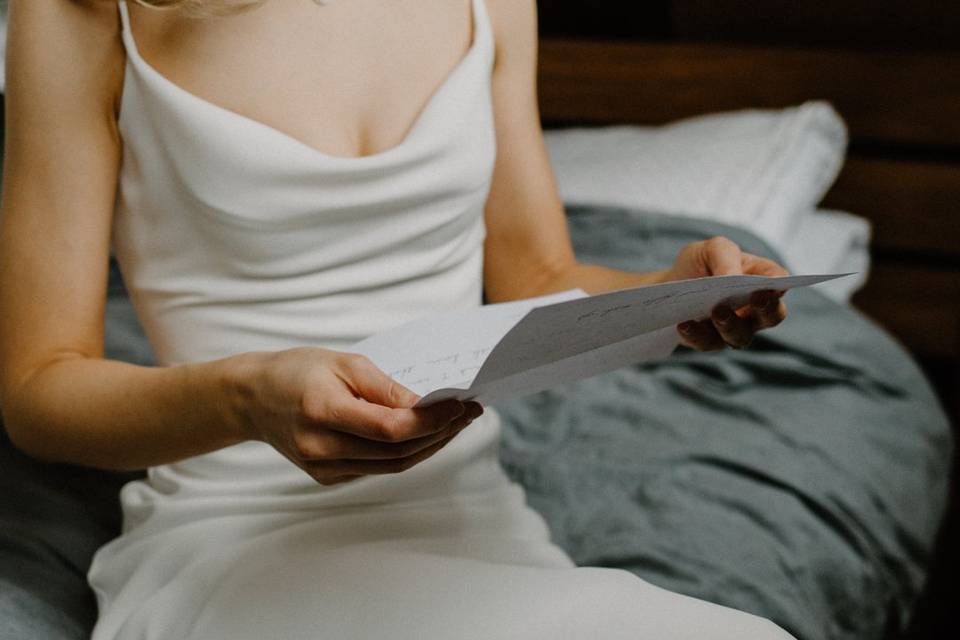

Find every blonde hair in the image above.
[132,0,264,17]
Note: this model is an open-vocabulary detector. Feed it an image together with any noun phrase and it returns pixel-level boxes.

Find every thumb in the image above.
[342,355,421,409]
[701,236,744,276]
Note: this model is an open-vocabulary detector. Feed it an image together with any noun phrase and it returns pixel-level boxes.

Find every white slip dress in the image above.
[88,2,795,638]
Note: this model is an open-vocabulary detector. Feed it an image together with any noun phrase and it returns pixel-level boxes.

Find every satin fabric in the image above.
[89,2,793,637]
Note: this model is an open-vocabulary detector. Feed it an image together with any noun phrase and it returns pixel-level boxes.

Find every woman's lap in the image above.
[88,411,793,640]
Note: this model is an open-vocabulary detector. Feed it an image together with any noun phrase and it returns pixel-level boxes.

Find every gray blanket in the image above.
[496,206,953,640]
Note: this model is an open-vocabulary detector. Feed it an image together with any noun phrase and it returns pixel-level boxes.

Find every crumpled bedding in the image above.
[496,205,952,640]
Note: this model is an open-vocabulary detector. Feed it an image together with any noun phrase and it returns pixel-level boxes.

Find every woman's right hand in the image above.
[227,347,482,485]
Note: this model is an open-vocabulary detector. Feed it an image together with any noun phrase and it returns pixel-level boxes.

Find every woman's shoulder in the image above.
[482,0,536,71]
[7,0,124,115]
[11,0,122,46]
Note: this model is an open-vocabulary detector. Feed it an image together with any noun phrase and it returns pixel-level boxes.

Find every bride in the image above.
[0,1,795,637]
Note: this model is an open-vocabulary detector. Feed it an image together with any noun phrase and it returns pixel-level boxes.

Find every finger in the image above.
[298,407,479,461]
[711,304,754,349]
[701,236,744,276]
[749,290,788,330]
[338,355,420,409]
[464,401,484,419]
[323,396,466,443]
[742,254,790,278]
[677,319,726,351]
[313,433,458,478]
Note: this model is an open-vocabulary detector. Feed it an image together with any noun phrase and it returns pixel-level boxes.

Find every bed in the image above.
[0,3,956,639]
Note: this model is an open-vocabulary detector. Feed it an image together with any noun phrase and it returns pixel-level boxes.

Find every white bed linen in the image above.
[780,209,871,301]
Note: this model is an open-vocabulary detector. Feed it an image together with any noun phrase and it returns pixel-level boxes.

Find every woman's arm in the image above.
[482,0,787,350]
[0,0,474,479]
[0,0,248,468]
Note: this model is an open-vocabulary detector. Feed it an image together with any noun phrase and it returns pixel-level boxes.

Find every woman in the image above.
[0,0,795,637]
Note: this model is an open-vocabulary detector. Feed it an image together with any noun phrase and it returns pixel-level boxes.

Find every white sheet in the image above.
[780,209,871,302]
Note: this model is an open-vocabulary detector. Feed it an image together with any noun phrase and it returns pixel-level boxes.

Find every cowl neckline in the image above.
[117,0,490,163]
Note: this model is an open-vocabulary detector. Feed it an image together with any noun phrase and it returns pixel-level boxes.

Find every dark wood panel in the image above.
[538,39,960,148]
[824,157,960,257]
[853,265,960,359]
[671,0,960,51]
[537,0,671,40]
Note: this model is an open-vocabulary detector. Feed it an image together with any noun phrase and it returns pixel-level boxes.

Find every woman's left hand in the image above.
[663,236,789,351]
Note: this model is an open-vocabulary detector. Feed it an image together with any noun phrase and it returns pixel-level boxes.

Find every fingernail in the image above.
[679,321,695,334]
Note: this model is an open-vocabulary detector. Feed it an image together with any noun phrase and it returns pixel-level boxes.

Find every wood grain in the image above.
[538,39,960,148]
[853,265,960,359]
[670,0,960,51]
[824,157,960,257]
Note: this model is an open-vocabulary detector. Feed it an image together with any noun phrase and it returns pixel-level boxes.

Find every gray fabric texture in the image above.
[496,206,953,640]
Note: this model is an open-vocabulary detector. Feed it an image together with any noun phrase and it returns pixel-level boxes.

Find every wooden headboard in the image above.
[535,3,960,381]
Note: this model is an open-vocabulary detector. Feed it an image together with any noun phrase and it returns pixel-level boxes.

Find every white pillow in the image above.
[543,101,849,253]
[783,209,871,302]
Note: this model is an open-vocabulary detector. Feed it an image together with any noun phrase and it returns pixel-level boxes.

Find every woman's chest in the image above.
[126,0,477,159]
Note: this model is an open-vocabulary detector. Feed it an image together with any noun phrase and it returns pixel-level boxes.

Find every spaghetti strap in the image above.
[116,0,130,35]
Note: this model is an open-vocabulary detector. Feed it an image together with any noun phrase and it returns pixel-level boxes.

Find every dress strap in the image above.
[117,0,131,33]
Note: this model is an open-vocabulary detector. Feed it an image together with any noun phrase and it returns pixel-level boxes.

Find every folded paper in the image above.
[352,273,850,407]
